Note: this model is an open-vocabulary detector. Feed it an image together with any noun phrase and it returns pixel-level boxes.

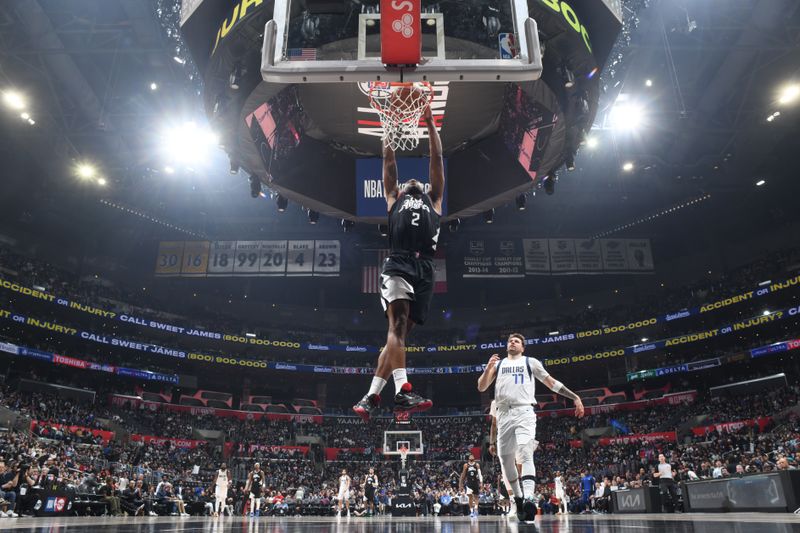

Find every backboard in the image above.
[383,430,424,456]
[261,0,542,83]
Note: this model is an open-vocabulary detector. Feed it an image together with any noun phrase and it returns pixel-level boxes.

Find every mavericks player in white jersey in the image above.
[478,333,584,522]
[212,463,229,517]
[554,471,567,514]
[337,469,351,517]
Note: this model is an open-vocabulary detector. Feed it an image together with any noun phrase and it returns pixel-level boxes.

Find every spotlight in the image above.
[586,137,598,149]
[249,174,262,198]
[622,161,634,172]
[308,210,320,224]
[276,194,288,212]
[173,56,186,64]
[448,219,460,233]
[378,223,388,236]
[543,175,555,195]
[164,166,175,174]
[483,209,494,224]
[76,163,97,179]
[645,79,653,87]
[609,101,644,131]
[778,84,799,105]
[20,112,30,120]
[150,82,158,91]
[515,194,527,211]
[756,179,766,187]
[2,90,26,111]
[341,219,355,232]
[97,177,107,186]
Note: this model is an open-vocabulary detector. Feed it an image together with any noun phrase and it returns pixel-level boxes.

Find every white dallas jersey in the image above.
[493,355,549,408]
[215,469,229,490]
[339,475,350,490]
[554,476,564,495]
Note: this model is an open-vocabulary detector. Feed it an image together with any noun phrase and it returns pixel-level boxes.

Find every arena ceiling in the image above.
[0,0,799,254]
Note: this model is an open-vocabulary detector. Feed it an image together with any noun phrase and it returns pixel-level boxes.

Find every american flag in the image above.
[361,249,448,294]
[287,48,317,61]
[361,249,390,294]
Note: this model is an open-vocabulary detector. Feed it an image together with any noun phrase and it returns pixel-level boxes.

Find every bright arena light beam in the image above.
[778,84,799,105]
[2,90,26,111]
[609,102,645,131]
[161,121,220,167]
[76,163,97,179]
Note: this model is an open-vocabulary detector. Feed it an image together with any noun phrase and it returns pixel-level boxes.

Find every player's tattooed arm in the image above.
[544,376,585,418]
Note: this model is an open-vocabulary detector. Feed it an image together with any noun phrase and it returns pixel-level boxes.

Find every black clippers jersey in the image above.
[467,463,479,484]
[388,192,441,259]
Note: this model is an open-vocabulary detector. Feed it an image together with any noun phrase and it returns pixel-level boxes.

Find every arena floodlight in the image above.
[641,337,648,343]
[622,162,634,172]
[483,209,494,224]
[586,137,599,149]
[756,179,766,187]
[763,310,771,316]
[308,210,320,224]
[609,101,644,131]
[76,163,97,179]
[162,121,220,166]
[150,82,158,91]
[548,331,559,336]
[97,177,107,186]
[276,194,288,211]
[516,194,527,211]
[778,84,799,105]
[645,79,653,87]
[2,90,26,111]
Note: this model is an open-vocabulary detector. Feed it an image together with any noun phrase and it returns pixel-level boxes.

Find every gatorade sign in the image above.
[381,0,421,65]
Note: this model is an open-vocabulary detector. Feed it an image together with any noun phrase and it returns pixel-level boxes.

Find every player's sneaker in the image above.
[514,497,525,522]
[353,393,380,421]
[393,383,432,413]
[523,498,537,522]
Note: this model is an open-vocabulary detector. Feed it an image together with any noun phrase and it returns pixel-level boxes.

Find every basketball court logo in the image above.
[392,13,415,38]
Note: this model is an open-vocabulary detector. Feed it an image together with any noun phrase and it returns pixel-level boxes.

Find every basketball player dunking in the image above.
[337,469,351,517]
[244,463,263,517]
[477,333,585,522]
[362,467,379,517]
[354,106,443,420]
[459,454,483,518]
[211,463,229,517]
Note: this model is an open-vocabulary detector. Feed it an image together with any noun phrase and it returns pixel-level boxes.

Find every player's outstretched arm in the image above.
[543,375,585,418]
[477,354,500,391]
[383,142,399,211]
[424,107,444,214]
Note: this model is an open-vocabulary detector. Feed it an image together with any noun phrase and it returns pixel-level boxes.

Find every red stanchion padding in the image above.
[380,0,421,65]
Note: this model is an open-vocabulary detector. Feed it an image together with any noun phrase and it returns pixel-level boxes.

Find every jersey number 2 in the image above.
[411,212,420,226]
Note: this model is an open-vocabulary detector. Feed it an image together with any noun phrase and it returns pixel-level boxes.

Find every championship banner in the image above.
[463,239,525,278]
[2,273,798,356]
[549,239,578,273]
[522,239,550,274]
[690,417,773,436]
[153,240,341,277]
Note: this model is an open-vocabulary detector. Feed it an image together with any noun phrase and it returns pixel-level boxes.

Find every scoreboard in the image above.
[155,240,340,278]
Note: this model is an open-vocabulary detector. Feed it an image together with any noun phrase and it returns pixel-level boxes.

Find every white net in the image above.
[368,82,433,152]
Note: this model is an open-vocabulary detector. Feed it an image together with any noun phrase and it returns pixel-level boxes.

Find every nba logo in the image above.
[498,33,518,59]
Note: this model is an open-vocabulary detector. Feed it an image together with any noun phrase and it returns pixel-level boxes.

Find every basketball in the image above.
[389,84,430,117]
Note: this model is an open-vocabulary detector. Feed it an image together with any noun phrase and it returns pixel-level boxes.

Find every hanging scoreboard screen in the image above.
[155,240,341,278]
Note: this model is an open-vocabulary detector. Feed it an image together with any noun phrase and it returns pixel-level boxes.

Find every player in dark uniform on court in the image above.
[459,454,483,518]
[245,463,263,517]
[362,467,379,516]
[354,106,444,420]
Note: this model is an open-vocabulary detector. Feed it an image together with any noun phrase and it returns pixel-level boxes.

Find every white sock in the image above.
[392,368,409,393]
[368,376,387,397]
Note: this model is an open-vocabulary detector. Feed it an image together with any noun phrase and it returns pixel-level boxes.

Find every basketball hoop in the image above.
[399,446,409,470]
[368,82,434,152]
